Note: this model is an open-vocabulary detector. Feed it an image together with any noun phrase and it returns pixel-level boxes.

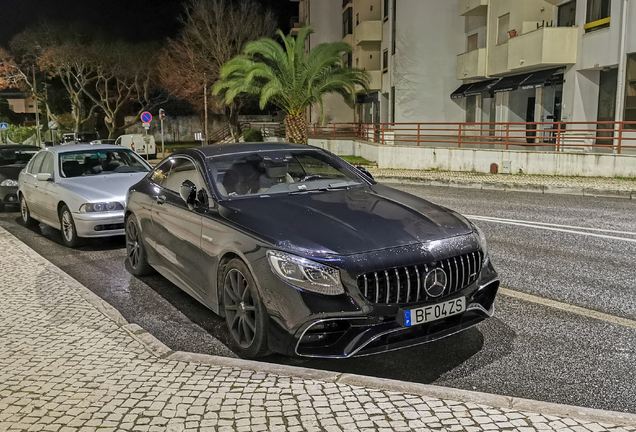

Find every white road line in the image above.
[499,287,636,330]
[468,216,636,243]
[465,215,636,236]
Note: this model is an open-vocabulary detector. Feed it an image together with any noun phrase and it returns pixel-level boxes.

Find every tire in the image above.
[19,194,38,227]
[222,259,271,358]
[125,214,153,276]
[59,204,82,248]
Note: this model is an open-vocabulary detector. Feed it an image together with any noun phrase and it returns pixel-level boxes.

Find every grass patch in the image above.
[340,155,376,166]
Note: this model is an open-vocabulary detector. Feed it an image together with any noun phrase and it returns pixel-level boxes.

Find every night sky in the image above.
[0,0,297,46]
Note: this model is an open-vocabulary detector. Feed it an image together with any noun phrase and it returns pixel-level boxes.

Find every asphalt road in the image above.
[2,185,635,413]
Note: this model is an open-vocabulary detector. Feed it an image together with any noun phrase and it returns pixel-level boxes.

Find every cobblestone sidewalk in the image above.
[368,168,636,198]
[1,226,636,432]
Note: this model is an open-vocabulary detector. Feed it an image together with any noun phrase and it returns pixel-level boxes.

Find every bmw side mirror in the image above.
[36,173,53,182]
[356,166,374,181]
[180,180,197,210]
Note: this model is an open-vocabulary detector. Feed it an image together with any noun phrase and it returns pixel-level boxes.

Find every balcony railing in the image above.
[459,0,488,16]
[309,121,636,154]
[343,0,353,8]
[507,27,578,71]
[457,48,487,80]
[354,20,383,45]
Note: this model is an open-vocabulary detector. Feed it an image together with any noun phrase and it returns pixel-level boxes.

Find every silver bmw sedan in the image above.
[18,144,152,247]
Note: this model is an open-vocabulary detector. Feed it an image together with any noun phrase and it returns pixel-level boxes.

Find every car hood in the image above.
[0,164,27,180]
[58,172,148,203]
[220,184,474,256]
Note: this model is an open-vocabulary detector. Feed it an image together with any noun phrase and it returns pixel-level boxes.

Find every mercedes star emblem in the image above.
[424,267,447,297]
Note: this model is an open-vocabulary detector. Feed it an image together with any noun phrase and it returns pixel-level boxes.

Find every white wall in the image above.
[393,0,465,123]
[310,138,636,178]
[307,0,355,124]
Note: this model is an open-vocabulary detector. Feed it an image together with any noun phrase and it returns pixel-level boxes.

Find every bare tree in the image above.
[79,43,167,138]
[159,0,277,142]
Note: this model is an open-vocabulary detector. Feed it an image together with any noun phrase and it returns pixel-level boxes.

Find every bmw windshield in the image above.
[59,149,151,178]
[207,149,365,198]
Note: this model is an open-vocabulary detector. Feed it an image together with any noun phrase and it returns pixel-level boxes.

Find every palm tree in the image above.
[212,26,369,144]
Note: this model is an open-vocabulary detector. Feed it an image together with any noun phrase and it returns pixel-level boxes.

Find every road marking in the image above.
[468,215,636,243]
[466,215,636,236]
[499,287,636,330]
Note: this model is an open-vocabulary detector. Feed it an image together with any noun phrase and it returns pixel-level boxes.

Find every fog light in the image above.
[94,225,103,231]
[7,196,15,202]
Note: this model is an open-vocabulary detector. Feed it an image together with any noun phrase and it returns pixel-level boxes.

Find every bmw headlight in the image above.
[472,223,489,263]
[80,202,124,212]
[0,179,18,187]
[267,250,344,296]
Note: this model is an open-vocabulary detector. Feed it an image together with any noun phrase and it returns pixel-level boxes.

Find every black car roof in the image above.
[180,142,317,158]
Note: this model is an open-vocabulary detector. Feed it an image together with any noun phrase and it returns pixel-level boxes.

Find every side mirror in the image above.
[36,173,52,182]
[356,166,374,181]
[180,180,197,210]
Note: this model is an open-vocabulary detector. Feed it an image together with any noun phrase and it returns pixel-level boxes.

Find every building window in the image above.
[467,34,478,52]
[342,8,353,38]
[557,0,576,27]
[497,14,510,45]
[585,0,610,32]
[391,0,397,55]
[356,13,359,26]
[466,96,477,123]
[391,86,396,123]
[382,50,389,73]
[625,54,636,129]
[345,53,352,68]
[383,0,388,21]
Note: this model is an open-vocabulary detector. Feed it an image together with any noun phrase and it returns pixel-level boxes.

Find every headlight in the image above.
[80,202,124,212]
[0,179,18,187]
[267,250,344,296]
[472,223,489,262]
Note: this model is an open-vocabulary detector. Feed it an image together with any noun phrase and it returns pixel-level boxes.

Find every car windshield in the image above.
[207,149,364,198]
[59,149,150,178]
[0,147,39,166]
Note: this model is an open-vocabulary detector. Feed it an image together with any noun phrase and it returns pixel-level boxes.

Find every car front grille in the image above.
[356,251,483,305]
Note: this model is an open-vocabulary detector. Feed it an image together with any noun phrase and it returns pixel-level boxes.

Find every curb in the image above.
[375,176,636,199]
[6,227,636,428]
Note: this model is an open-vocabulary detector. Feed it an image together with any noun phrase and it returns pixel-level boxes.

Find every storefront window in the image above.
[466,96,477,123]
[625,54,636,129]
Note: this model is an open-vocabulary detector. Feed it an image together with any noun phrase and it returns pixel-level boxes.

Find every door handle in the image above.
[156,195,166,205]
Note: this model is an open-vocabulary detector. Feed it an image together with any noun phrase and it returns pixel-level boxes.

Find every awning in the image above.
[464,79,499,97]
[490,73,533,93]
[519,68,565,90]
[450,83,474,99]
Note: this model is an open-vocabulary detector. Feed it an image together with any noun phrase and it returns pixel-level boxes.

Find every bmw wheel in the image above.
[59,204,82,248]
[19,194,38,227]
[125,214,153,276]
[222,259,270,358]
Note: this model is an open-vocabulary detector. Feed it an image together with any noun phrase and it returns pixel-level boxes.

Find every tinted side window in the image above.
[27,152,46,174]
[40,152,54,176]
[150,160,171,187]
[162,158,199,193]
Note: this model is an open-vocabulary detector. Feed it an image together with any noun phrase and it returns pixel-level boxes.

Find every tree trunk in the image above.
[285,113,307,145]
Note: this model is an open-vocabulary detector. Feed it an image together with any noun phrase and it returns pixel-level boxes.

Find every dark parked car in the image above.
[125,143,499,358]
[0,145,39,211]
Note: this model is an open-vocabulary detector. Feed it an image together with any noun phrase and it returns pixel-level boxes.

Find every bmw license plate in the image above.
[403,297,466,327]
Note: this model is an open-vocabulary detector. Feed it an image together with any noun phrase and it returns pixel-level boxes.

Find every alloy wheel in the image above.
[20,197,28,222]
[224,269,257,348]
[126,219,140,269]
[61,211,74,242]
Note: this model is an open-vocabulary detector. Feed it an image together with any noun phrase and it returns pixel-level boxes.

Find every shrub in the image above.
[242,127,264,142]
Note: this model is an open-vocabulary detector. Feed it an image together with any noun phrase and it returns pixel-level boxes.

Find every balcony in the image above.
[354,20,382,45]
[356,70,382,92]
[457,48,487,80]
[342,33,354,48]
[290,17,303,35]
[459,0,488,16]
[507,27,578,72]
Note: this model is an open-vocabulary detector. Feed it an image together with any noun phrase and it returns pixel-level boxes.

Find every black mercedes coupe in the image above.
[125,143,499,358]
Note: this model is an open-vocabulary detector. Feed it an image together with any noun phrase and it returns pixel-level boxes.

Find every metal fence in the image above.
[309,122,636,154]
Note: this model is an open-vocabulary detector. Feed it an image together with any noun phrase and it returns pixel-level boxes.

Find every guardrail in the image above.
[309,121,636,154]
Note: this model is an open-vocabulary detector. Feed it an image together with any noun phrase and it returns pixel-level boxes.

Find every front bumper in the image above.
[73,210,125,238]
[0,186,19,206]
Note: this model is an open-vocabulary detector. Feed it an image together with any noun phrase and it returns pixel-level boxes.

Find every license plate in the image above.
[403,297,466,327]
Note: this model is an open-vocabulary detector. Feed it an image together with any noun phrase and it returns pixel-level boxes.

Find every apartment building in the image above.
[295,0,636,131]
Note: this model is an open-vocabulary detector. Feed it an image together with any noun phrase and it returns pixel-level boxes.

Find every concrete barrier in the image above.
[309,138,636,178]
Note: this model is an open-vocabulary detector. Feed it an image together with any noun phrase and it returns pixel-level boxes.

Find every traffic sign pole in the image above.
[159,109,165,159]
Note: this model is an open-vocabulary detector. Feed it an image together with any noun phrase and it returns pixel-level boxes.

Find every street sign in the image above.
[140,112,153,123]
[0,123,8,130]
[143,122,150,130]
